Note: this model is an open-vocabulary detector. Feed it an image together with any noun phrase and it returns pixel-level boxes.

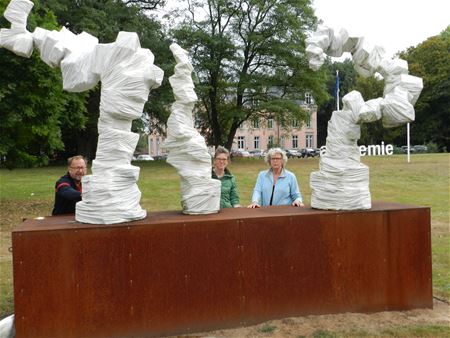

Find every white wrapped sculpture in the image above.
[163,44,221,214]
[1,0,164,223]
[306,26,423,210]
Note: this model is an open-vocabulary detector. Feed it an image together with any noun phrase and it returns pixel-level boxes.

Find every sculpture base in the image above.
[12,202,432,337]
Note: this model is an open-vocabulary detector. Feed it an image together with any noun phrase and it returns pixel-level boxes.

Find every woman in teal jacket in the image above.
[212,146,241,208]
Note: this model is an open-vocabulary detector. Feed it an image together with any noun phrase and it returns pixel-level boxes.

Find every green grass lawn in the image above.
[1,154,449,328]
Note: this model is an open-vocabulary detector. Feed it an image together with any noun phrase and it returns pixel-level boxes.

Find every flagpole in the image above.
[407,122,410,163]
[336,70,340,111]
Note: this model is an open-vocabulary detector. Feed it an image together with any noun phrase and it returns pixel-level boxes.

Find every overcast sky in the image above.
[313,0,449,57]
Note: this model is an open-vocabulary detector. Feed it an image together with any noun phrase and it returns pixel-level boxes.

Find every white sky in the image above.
[313,0,450,58]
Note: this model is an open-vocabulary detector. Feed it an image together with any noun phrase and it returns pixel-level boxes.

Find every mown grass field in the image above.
[1,153,449,335]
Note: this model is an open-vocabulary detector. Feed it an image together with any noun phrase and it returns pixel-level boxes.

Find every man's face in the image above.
[68,159,87,182]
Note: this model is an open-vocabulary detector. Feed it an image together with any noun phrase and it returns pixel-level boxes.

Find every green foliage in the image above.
[400,26,450,151]
[40,0,173,158]
[355,75,404,146]
[171,0,328,149]
[424,141,439,153]
[312,330,337,338]
[258,323,277,333]
[316,58,356,146]
[380,324,450,337]
[1,0,172,165]
[0,0,87,168]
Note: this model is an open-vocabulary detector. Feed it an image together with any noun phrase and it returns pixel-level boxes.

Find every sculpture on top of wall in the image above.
[306,26,423,210]
[0,0,220,222]
[2,0,424,218]
[163,43,221,214]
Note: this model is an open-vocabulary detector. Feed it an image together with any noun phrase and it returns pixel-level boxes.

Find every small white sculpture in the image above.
[306,26,423,210]
[1,0,164,223]
[163,44,221,214]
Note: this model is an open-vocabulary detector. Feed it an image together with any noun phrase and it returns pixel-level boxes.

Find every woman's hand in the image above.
[247,202,260,208]
[292,200,304,207]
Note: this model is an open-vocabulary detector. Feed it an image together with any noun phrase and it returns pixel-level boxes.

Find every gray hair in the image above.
[264,148,288,165]
[67,155,87,166]
[214,146,230,159]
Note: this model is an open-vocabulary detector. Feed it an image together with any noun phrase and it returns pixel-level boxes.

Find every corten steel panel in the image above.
[12,202,432,337]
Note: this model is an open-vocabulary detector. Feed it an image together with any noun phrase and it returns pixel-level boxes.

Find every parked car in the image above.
[401,145,413,153]
[249,149,264,158]
[299,148,316,158]
[285,149,301,158]
[231,149,251,158]
[153,154,168,160]
[136,154,154,161]
[412,145,428,153]
[311,148,321,157]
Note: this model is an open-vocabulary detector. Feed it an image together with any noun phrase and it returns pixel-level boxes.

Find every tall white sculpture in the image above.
[163,44,221,214]
[1,0,164,223]
[306,26,423,210]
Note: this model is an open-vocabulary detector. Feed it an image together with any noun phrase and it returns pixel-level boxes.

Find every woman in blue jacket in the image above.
[248,148,304,208]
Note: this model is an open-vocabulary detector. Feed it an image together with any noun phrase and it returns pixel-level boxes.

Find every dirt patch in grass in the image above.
[177,299,449,337]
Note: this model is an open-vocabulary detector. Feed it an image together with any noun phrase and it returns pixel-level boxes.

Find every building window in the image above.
[239,122,244,130]
[254,136,260,149]
[306,112,311,128]
[292,118,299,128]
[238,136,245,149]
[268,136,274,148]
[292,135,298,149]
[251,117,260,129]
[306,134,313,148]
[305,92,312,104]
[268,118,274,129]
[280,136,285,148]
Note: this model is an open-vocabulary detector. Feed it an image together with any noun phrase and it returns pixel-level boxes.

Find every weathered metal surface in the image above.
[12,202,432,337]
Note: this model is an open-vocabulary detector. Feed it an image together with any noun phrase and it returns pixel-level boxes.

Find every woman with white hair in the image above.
[248,148,304,208]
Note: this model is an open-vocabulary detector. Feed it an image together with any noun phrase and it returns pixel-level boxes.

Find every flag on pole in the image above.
[335,70,340,111]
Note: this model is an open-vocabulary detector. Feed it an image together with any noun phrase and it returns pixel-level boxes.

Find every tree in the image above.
[171,0,328,150]
[41,0,172,159]
[400,26,450,151]
[0,0,87,168]
[316,58,356,146]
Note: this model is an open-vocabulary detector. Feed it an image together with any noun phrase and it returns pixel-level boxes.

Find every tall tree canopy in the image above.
[315,58,356,146]
[171,0,328,150]
[400,26,450,151]
[41,0,172,159]
[0,0,87,168]
[1,0,172,168]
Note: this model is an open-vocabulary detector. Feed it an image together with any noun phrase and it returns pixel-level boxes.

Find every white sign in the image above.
[359,142,393,156]
[319,142,394,157]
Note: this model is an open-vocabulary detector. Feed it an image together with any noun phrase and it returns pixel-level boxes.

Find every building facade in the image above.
[147,97,317,156]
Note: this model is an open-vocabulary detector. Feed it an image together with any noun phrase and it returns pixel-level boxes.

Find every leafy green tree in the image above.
[41,0,172,159]
[0,0,87,168]
[316,58,356,146]
[171,0,328,150]
[400,26,450,151]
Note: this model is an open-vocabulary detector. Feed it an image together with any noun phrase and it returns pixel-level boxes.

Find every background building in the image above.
[147,95,317,156]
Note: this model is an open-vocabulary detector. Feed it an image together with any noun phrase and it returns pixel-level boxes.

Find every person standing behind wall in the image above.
[52,155,87,215]
[248,148,304,208]
[212,146,241,208]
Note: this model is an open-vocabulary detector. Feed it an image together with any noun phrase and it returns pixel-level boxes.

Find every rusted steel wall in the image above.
[12,202,432,337]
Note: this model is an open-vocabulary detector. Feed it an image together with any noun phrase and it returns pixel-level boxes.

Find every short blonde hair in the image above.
[264,148,288,165]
